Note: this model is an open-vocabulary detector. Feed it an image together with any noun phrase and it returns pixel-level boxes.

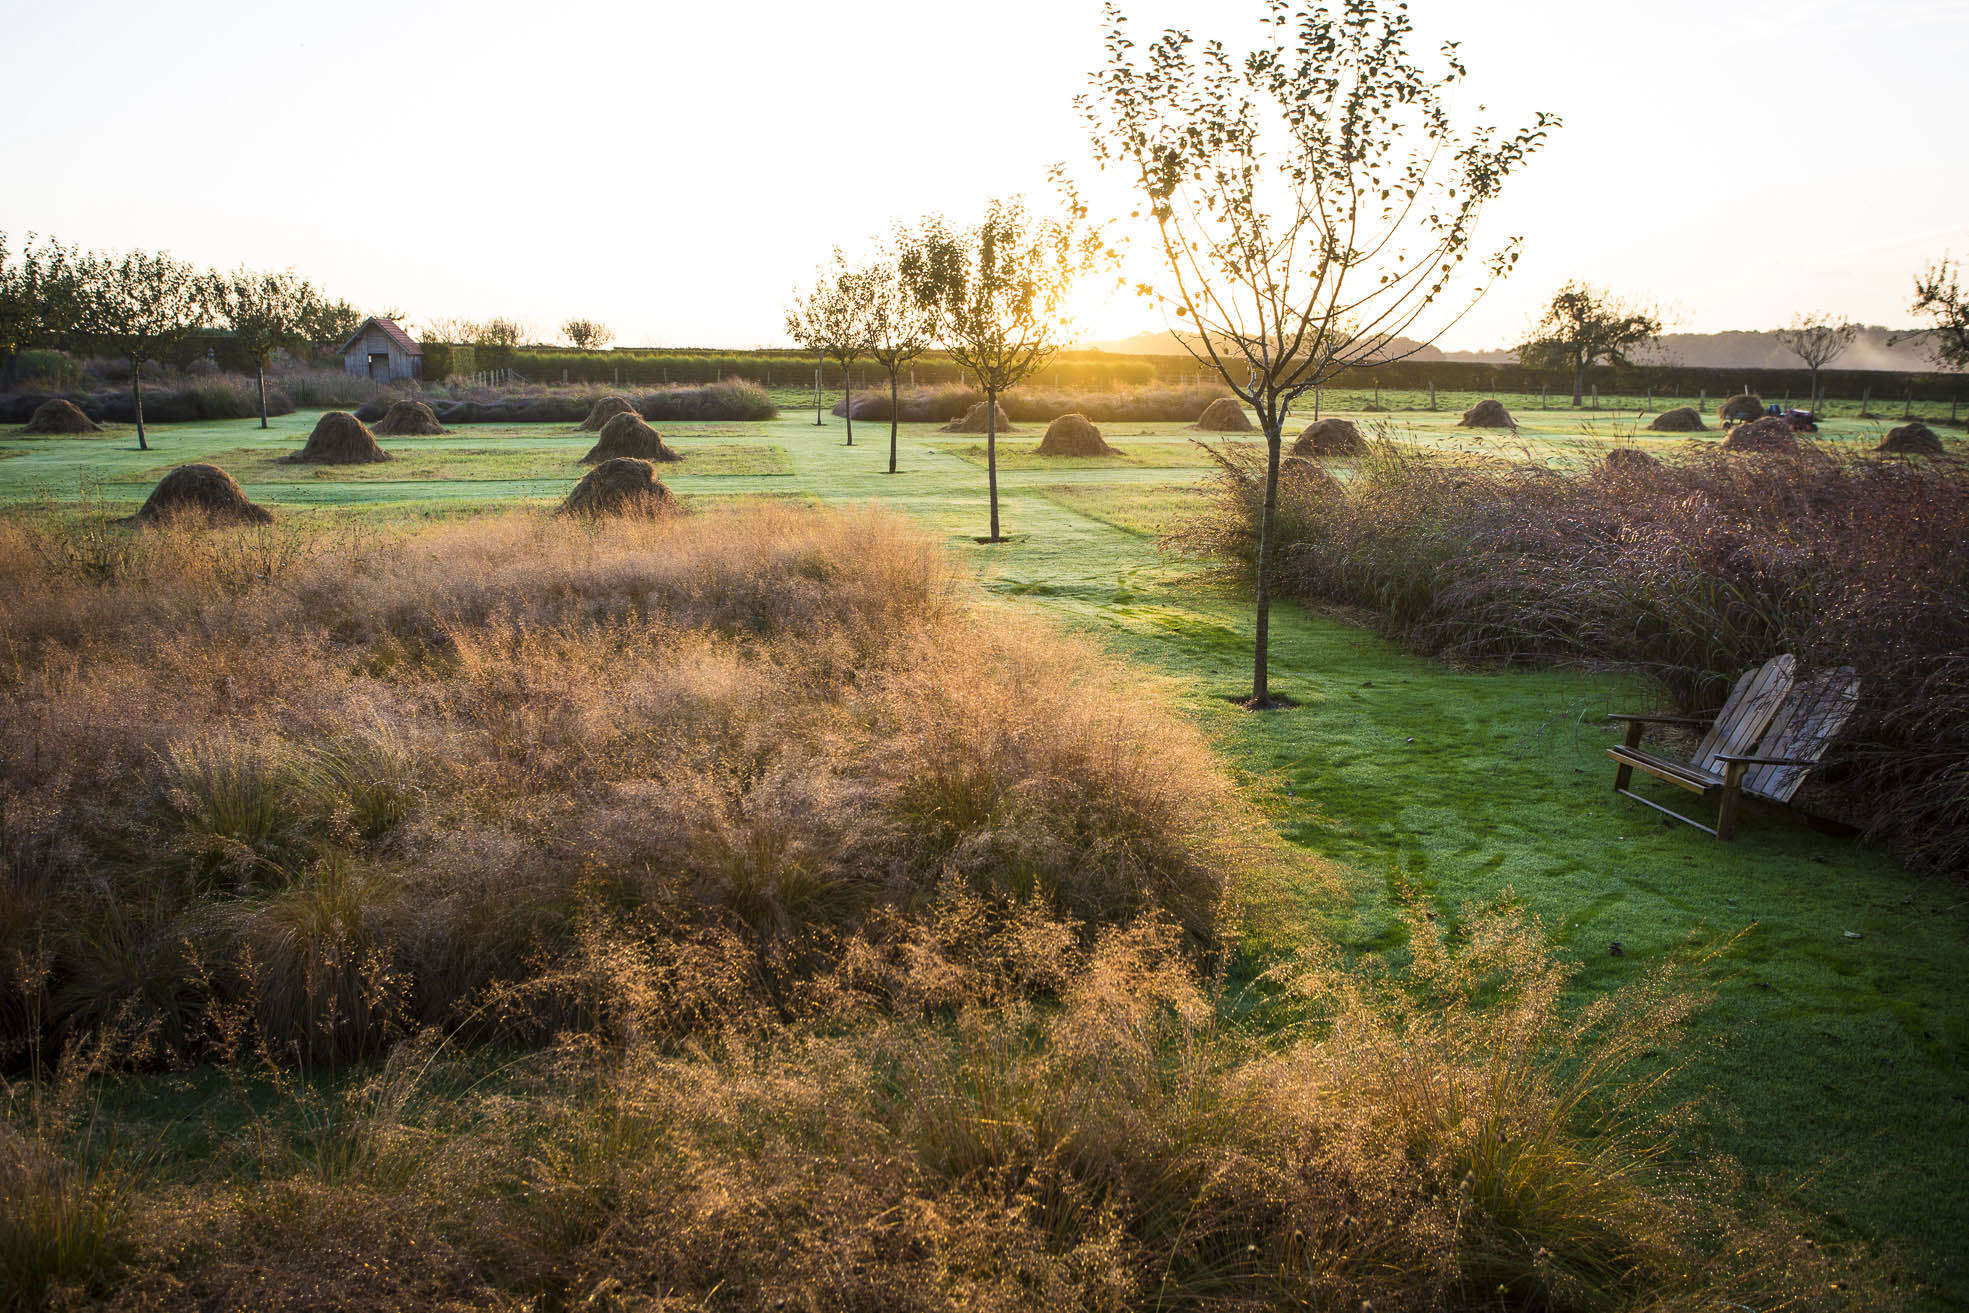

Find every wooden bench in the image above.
[1606,657,1861,840]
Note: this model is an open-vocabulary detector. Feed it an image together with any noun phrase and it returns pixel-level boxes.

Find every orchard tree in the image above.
[302,296,363,349]
[1518,282,1659,408]
[0,233,80,390]
[561,317,614,351]
[899,198,1098,542]
[1773,313,1858,408]
[860,247,936,474]
[474,318,525,373]
[1904,257,1969,370]
[785,252,873,441]
[210,267,320,428]
[74,248,209,451]
[1082,0,1557,705]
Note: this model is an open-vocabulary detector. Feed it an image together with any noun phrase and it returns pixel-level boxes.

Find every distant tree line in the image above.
[0,232,364,447]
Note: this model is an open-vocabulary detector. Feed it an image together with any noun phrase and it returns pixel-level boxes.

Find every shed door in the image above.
[368,352,390,378]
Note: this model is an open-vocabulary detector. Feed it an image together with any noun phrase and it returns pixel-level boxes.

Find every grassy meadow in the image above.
[1,396,1964,1310]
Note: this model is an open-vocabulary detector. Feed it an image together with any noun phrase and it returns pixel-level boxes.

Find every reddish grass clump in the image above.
[1173,439,1969,870]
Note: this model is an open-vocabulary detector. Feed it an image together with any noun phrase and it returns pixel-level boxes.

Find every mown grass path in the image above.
[5,403,1966,1305]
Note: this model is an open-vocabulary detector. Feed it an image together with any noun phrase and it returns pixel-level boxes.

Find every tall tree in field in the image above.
[210,267,320,428]
[561,318,614,351]
[1082,0,1556,706]
[302,296,363,350]
[474,318,525,373]
[1902,257,1969,370]
[0,233,80,391]
[74,249,208,451]
[1773,313,1858,408]
[898,199,1097,541]
[1517,282,1660,408]
[859,249,936,475]
[785,253,873,443]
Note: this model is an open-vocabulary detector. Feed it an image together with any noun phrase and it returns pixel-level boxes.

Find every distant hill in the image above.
[1094,325,1944,372]
[1086,328,1445,361]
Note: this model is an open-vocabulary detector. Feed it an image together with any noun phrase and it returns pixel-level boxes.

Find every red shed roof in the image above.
[336,316,424,356]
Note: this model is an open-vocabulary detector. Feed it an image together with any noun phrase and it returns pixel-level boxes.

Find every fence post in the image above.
[1591,384,1598,411]
[1905,389,1913,419]
[1541,383,1547,410]
[1428,380,1436,410]
[1861,386,1870,416]
[1698,387,1705,414]
[1644,387,1652,412]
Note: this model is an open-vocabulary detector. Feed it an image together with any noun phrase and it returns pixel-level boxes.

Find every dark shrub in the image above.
[1172,441,1969,870]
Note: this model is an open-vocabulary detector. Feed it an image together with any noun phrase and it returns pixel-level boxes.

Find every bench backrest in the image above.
[1744,668,1861,802]
[1692,654,1796,776]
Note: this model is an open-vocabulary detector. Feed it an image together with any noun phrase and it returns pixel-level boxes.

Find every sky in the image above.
[4,0,1965,352]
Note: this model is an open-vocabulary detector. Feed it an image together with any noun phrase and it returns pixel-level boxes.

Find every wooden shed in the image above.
[337,317,424,381]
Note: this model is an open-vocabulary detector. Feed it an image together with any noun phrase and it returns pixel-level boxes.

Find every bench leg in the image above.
[1613,721,1642,792]
[1717,762,1747,841]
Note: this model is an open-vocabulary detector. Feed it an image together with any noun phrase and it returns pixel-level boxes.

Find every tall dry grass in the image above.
[0,505,1241,1067]
[0,504,1881,1308]
[1174,439,1969,870]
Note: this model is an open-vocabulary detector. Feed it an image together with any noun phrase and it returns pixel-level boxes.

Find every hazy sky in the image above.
[6,0,1965,351]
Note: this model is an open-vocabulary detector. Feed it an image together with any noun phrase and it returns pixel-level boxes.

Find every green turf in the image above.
[105,440,788,485]
[3,400,1964,1307]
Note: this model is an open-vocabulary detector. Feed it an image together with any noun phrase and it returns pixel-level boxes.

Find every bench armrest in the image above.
[1607,713,1714,727]
[1714,753,1819,767]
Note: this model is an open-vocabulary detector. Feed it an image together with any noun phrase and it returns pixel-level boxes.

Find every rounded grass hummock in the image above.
[1649,406,1706,433]
[371,399,447,436]
[21,398,101,434]
[558,457,675,518]
[1192,397,1253,433]
[941,401,1020,434]
[1293,418,1367,457]
[283,410,392,464]
[579,394,640,431]
[122,463,274,527]
[1457,398,1515,429]
[581,411,679,464]
[1035,413,1115,456]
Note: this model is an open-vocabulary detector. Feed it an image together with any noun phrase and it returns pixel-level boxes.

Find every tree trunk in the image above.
[985,388,1001,542]
[888,371,900,474]
[813,353,823,426]
[1250,415,1283,707]
[843,366,853,446]
[1571,357,1585,409]
[133,360,148,451]
[256,363,269,429]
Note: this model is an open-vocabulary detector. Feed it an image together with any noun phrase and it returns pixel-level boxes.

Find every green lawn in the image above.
[4,399,1965,1307]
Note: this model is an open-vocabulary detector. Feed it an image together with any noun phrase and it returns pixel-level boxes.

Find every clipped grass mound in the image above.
[940,401,1020,434]
[1721,415,1801,454]
[1880,422,1946,455]
[558,457,675,518]
[1719,393,1765,424]
[1035,413,1115,457]
[283,411,391,464]
[582,411,679,464]
[1458,398,1515,429]
[371,399,447,435]
[1648,407,1706,433]
[21,398,101,434]
[123,463,273,527]
[1192,397,1253,432]
[1603,447,1661,471]
[579,394,640,431]
[1292,417,1367,457]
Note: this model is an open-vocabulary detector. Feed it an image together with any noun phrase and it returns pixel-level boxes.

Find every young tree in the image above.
[474,318,526,373]
[0,233,79,391]
[859,248,936,475]
[209,267,320,428]
[73,248,209,451]
[1903,257,1969,370]
[1517,282,1660,407]
[302,296,364,349]
[785,253,873,443]
[561,318,614,351]
[899,200,1097,542]
[1082,0,1556,705]
[1773,313,1858,408]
